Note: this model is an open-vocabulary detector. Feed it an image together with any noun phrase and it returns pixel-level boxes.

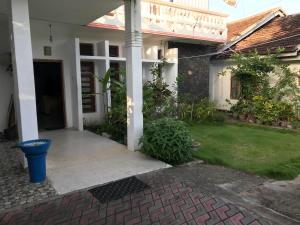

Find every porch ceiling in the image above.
[0,0,122,25]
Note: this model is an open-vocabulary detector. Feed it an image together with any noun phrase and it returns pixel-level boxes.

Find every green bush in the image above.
[84,123,104,135]
[193,99,216,121]
[228,50,299,125]
[140,118,193,165]
[291,120,300,129]
[230,99,253,116]
[210,111,227,123]
[97,60,176,142]
[251,96,295,124]
[178,97,217,122]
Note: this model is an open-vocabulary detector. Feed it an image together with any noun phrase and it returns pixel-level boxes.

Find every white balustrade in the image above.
[91,0,227,42]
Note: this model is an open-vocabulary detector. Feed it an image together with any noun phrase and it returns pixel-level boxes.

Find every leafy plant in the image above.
[143,59,176,121]
[140,118,193,164]
[230,50,277,101]
[95,59,176,143]
[178,97,218,123]
[228,50,300,125]
[210,111,227,123]
[95,67,127,142]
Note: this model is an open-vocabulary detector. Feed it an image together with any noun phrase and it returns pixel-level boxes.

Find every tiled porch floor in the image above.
[41,129,170,194]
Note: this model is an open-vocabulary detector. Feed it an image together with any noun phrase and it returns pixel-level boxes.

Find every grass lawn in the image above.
[191,122,300,180]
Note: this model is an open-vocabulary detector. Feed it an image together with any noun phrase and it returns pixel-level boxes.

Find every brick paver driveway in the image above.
[0,171,268,225]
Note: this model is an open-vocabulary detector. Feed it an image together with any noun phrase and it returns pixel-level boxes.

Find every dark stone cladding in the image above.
[168,42,217,99]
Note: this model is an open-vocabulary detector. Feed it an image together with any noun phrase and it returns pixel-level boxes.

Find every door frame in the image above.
[33,59,66,129]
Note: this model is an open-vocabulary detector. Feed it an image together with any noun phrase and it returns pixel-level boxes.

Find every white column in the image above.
[73,38,83,131]
[125,0,143,151]
[9,0,38,142]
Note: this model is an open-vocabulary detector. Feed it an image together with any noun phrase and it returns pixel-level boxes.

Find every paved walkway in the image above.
[0,180,266,225]
[1,148,299,225]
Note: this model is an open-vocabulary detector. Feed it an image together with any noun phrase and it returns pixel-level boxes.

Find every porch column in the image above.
[9,0,38,143]
[124,0,143,151]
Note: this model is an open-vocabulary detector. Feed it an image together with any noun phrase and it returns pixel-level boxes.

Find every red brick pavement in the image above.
[0,182,267,225]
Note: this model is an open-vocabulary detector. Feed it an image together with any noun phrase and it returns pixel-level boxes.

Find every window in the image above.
[109,45,119,57]
[80,43,94,56]
[81,61,96,113]
[230,76,241,100]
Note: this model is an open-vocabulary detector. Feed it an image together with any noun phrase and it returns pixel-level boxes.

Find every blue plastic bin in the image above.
[17,139,51,183]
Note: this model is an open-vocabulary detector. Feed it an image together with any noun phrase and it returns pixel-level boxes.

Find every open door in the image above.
[33,61,65,130]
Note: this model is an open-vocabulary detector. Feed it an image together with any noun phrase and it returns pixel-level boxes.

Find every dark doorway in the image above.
[33,61,65,130]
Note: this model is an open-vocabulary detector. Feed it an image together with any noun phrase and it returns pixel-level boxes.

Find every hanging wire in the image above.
[177,32,300,60]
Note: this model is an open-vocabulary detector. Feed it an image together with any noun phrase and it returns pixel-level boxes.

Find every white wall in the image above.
[164,48,178,94]
[30,20,75,128]
[142,48,178,94]
[0,17,177,131]
[209,61,235,110]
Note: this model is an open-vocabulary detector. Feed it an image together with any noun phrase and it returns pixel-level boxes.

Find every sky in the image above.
[209,0,300,21]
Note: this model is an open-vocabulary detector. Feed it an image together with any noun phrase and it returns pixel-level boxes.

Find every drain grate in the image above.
[89,176,150,203]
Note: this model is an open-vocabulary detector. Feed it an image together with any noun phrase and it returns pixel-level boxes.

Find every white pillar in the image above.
[9,0,38,142]
[73,38,83,131]
[125,0,143,151]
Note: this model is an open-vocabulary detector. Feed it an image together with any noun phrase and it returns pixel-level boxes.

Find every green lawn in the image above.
[191,123,300,180]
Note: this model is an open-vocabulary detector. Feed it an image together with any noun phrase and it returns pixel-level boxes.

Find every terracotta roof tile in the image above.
[232,13,300,54]
[227,8,283,41]
[216,11,300,59]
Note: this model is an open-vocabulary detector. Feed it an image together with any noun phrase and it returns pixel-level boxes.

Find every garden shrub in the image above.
[96,60,177,143]
[210,111,227,123]
[140,118,193,165]
[252,96,295,124]
[84,123,104,135]
[178,97,217,122]
[291,120,300,129]
[143,60,176,121]
[193,99,216,121]
[227,50,300,125]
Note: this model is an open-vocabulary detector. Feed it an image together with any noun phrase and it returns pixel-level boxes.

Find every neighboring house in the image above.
[209,8,300,110]
[0,0,227,151]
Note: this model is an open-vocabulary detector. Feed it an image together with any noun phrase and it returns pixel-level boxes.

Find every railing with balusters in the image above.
[90,0,227,43]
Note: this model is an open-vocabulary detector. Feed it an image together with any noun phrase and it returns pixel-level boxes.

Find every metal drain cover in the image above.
[89,176,149,203]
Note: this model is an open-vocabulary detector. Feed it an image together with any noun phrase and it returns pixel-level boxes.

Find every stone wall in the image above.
[168,42,215,99]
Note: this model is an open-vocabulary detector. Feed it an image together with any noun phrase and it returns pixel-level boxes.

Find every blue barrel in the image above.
[17,139,51,183]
